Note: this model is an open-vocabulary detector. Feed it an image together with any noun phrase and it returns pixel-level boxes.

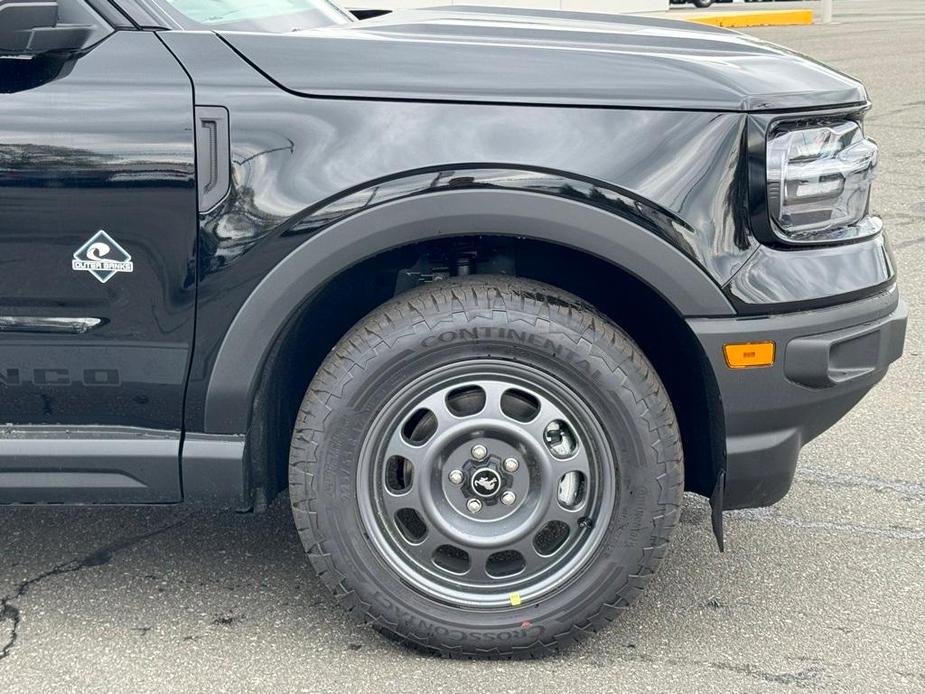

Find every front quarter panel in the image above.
[157,31,754,433]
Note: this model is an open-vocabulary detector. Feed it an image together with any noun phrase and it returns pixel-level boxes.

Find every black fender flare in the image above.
[204,188,734,433]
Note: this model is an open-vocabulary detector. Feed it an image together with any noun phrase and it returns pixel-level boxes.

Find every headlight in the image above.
[767,121,879,243]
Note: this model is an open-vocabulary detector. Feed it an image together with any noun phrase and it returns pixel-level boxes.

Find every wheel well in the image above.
[246,236,724,510]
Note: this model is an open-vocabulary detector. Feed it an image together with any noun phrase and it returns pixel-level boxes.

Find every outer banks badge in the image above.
[72,230,133,284]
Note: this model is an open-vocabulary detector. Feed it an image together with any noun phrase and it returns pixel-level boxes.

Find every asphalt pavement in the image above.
[1,1,923,691]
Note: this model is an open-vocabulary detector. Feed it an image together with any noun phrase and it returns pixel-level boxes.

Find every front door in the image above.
[0,2,197,502]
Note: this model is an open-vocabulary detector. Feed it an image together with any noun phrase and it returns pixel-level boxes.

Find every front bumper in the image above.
[688,288,907,510]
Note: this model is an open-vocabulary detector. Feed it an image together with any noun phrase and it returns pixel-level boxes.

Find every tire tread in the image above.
[289,276,683,659]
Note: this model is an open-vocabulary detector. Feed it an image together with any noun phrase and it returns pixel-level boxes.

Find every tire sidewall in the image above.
[291,285,679,653]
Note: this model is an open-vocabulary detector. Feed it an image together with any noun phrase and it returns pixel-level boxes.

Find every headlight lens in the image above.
[767,121,878,242]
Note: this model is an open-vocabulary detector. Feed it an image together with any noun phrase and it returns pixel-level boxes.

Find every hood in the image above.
[219,6,867,112]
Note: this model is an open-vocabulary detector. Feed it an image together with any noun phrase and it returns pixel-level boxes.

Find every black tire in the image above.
[289,276,683,658]
[692,0,715,7]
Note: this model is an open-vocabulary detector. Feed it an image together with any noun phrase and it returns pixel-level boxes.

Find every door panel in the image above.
[0,28,197,501]
[0,30,197,429]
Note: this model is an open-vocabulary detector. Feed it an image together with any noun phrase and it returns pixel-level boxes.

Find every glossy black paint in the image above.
[158,30,769,431]
[286,167,701,255]
[726,234,895,311]
[84,0,136,29]
[203,189,737,433]
[220,7,867,111]
[0,4,904,511]
[0,31,197,430]
[157,27,897,434]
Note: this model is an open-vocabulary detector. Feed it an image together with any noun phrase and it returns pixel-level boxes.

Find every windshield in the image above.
[150,0,354,32]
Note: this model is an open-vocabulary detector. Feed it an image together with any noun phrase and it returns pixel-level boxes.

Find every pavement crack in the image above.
[893,235,925,250]
[797,467,925,502]
[730,506,925,541]
[896,669,925,683]
[614,649,828,688]
[212,612,244,627]
[0,518,188,664]
[0,603,21,662]
[710,662,825,688]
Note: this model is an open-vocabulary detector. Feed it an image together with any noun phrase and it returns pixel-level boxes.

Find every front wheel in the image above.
[692,0,715,7]
[289,276,683,658]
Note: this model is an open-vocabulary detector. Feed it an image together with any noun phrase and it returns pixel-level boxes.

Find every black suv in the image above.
[0,0,907,658]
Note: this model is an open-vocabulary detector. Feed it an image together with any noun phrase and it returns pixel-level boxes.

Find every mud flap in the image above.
[710,470,725,552]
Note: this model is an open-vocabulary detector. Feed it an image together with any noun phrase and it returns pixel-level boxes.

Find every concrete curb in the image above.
[678,9,814,27]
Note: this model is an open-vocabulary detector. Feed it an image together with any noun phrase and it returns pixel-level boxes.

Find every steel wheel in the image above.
[357,359,616,608]
[290,276,683,657]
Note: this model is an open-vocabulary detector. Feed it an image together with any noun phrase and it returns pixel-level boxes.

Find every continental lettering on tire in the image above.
[290,277,683,658]
[421,327,603,380]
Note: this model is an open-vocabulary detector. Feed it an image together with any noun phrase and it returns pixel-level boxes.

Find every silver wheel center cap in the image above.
[470,468,502,498]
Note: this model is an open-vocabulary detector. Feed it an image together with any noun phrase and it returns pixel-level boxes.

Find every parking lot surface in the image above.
[1,1,923,691]
[667,0,820,15]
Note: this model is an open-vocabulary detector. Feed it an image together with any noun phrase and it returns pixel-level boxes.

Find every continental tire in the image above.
[289,276,683,658]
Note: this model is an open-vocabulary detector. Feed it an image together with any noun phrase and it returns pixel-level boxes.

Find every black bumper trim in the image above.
[785,306,907,388]
[688,289,907,510]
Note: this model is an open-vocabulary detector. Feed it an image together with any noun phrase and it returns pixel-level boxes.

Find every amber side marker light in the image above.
[724,342,776,369]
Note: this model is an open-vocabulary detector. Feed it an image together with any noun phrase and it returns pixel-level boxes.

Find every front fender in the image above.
[203,188,735,433]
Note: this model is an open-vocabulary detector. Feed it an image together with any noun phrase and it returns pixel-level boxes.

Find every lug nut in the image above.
[500,491,516,506]
[466,498,483,514]
[503,457,519,473]
[448,469,464,485]
[471,444,488,461]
